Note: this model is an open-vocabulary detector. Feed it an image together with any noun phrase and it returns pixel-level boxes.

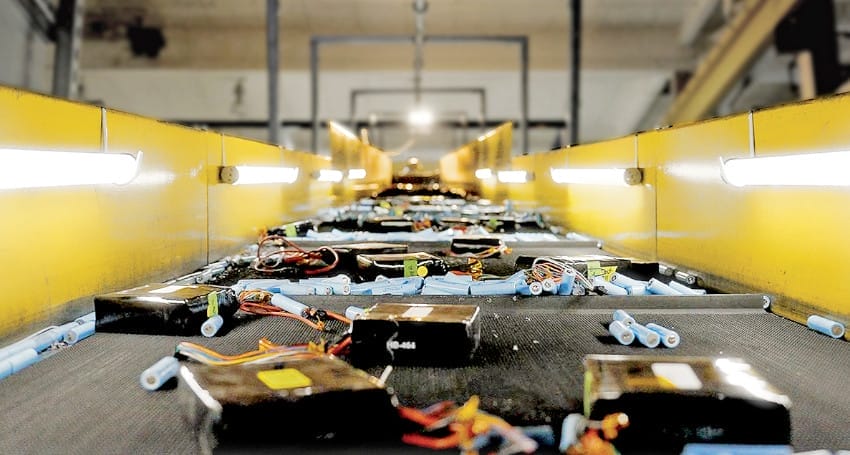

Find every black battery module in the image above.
[178,355,400,454]
[450,236,506,257]
[350,303,481,366]
[583,354,791,453]
[356,252,449,281]
[94,284,238,335]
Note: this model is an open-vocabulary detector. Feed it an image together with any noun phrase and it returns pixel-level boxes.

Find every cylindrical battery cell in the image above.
[469,280,518,295]
[517,281,544,296]
[270,294,308,316]
[610,273,646,289]
[807,315,846,339]
[65,321,95,344]
[645,323,680,348]
[201,315,224,337]
[593,277,628,296]
[0,348,39,379]
[630,323,661,348]
[612,309,635,327]
[646,278,683,296]
[139,356,180,391]
[668,280,706,295]
[557,271,577,295]
[609,320,635,345]
[345,306,365,320]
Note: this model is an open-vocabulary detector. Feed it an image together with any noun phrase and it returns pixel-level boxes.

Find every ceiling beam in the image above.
[663,0,799,125]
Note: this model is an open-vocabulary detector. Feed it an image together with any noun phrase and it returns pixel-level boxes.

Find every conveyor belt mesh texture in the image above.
[1,298,848,453]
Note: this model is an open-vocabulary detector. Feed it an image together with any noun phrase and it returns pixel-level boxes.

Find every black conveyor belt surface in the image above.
[1,298,848,453]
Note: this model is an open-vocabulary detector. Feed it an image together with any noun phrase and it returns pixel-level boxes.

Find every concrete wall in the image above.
[0,1,53,94]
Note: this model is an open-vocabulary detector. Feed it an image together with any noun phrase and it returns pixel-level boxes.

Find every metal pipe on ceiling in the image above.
[266,0,280,145]
[412,0,428,106]
[569,0,581,145]
[310,35,529,155]
[52,0,83,99]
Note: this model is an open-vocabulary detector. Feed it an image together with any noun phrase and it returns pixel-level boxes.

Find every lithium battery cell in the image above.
[646,278,683,296]
[807,315,846,338]
[65,321,95,344]
[668,281,707,295]
[610,273,646,289]
[201,315,224,337]
[517,281,544,296]
[557,271,576,295]
[646,323,680,348]
[609,320,635,345]
[626,284,649,296]
[469,280,518,295]
[421,280,469,295]
[0,348,39,380]
[593,277,628,296]
[345,306,365,320]
[139,356,180,391]
[630,323,661,348]
[612,309,636,327]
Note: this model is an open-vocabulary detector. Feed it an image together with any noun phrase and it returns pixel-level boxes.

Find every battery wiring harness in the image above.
[237,289,351,332]
[527,256,594,289]
[175,335,352,367]
[252,235,340,275]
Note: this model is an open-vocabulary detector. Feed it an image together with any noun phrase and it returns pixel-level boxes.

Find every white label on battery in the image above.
[401,306,433,318]
[150,285,188,294]
[651,363,703,390]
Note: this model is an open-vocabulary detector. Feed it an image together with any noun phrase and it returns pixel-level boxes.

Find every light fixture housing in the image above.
[219,165,299,185]
[496,170,532,184]
[347,168,367,180]
[720,151,850,187]
[314,169,344,183]
[0,148,141,190]
[550,167,643,186]
[475,168,493,179]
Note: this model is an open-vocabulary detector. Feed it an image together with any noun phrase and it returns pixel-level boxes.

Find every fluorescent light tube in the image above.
[347,168,367,180]
[550,167,642,186]
[315,169,343,182]
[0,148,140,190]
[407,108,434,127]
[219,165,299,185]
[496,170,530,184]
[475,168,493,179]
[721,151,850,187]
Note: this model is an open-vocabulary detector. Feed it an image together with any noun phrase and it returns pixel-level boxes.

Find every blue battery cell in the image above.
[269,283,317,296]
[646,278,683,296]
[139,356,180,391]
[75,312,96,325]
[0,348,40,380]
[517,281,544,296]
[559,414,587,453]
[612,309,635,327]
[370,281,420,296]
[421,280,470,295]
[65,321,95,345]
[645,323,680,348]
[541,278,558,294]
[681,444,792,455]
[807,315,846,339]
[201,315,224,337]
[557,272,576,295]
[469,280,518,295]
[609,273,646,289]
[668,280,707,295]
[345,306,365,320]
[626,284,648,296]
[440,273,474,283]
[630,323,661,348]
[592,277,628,296]
[609,320,635,345]
[348,282,375,295]
[270,294,308,316]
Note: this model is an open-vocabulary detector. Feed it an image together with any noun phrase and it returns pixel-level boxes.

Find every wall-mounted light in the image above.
[313,169,343,183]
[550,167,643,186]
[329,121,358,140]
[497,170,532,184]
[475,168,493,179]
[721,151,850,187]
[0,148,141,190]
[347,168,367,180]
[219,165,299,185]
[407,107,434,128]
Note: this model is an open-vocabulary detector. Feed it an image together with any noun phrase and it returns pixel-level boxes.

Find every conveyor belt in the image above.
[1,297,848,453]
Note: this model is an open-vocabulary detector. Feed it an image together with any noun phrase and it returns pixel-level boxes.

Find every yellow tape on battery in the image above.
[256,368,313,390]
[207,292,219,318]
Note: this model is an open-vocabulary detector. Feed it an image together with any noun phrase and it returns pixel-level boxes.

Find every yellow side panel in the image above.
[523,136,656,259]
[0,88,211,334]
[748,96,850,326]
[328,122,391,201]
[208,136,333,258]
[651,115,752,286]
[509,149,568,226]
[439,144,476,194]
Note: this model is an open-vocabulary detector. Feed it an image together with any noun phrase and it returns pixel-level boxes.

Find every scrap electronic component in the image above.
[450,236,507,258]
[583,355,791,453]
[356,252,449,281]
[350,303,481,366]
[514,254,632,272]
[178,355,400,454]
[94,284,239,336]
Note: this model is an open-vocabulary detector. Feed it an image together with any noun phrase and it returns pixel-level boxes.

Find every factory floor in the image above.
[2,242,848,453]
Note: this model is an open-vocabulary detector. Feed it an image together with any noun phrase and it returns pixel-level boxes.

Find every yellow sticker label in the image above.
[256,368,313,390]
[403,258,418,277]
[379,201,392,209]
[206,292,219,318]
[586,261,604,279]
[601,266,618,281]
[284,224,297,237]
[416,265,429,277]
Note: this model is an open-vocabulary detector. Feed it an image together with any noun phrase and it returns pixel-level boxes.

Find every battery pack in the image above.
[514,254,632,272]
[450,236,506,257]
[350,303,481,366]
[94,284,238,336]
[178,355,400,453]
[356,252,449,281]
[583,355,791,453]
[361,216,415,232]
